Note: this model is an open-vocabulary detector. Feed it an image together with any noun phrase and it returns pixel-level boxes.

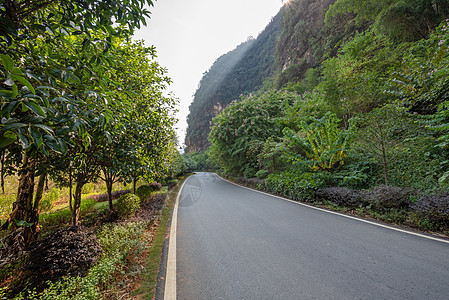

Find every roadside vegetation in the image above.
[205,1,449,235]
[0,0,192,298]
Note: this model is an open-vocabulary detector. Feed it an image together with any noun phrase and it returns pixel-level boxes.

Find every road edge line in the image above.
[216,174,449,245]
[164,178,188,299]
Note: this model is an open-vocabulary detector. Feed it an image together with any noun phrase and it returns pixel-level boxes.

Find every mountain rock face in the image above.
[184,10,284,153]
[185,0,360,152]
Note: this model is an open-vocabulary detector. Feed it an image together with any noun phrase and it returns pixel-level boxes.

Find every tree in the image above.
[209,90,298,177]
[0,0,159,245]
[353,105,413,185]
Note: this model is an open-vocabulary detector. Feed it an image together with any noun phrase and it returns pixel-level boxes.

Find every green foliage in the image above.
[97,222,147,257]
[0,193,15,222]
[391,19,449,114]
[283,112,354,172]
[265,171,326,202]
[39,188,60,213]
[325,0,449,42]
[320,30,400,118]
[0,0,177,234]
[81,183,96,195]
[115,194,140,218]
[257,137,287,174]
[209,90,298,177]
[177,151,218,173]
[353,105,417,185]
[10,222,149,300]
[135,184,158,202]
[39,197,97,228]
[255,170,269,180]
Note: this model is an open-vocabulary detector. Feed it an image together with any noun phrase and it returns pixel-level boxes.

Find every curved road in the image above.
[173,172,449,299]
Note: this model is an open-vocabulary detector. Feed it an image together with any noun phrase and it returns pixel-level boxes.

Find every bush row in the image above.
[257,171,449,230]
[89,189,131,202]
[265,171,325,202]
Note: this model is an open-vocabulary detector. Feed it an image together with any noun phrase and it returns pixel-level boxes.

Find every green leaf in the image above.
[30,127,43,148]
[12,84,18,98]
[11,67,23,75]
[0,90,14,98]
[5,101,20,115]
[18,130,30,149]
[15,220,34,228]
[44,135,62,153]
[0,54,14,71]
[0,133,17,148]
[23,100,46,117]
[58,139,68,154]
[11,74,36,94]
[34,124,54,134]
[1,122,27,132]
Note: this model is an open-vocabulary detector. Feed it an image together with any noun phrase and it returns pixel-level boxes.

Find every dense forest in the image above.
[188,0,449,233]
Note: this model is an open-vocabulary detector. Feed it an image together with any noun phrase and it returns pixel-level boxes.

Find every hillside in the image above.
[185,8,284,152]
[185,0,355,151]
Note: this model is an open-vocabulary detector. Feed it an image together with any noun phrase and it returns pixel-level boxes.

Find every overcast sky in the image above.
[134,0,284,149]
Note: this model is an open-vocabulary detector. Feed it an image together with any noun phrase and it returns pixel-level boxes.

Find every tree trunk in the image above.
[106,178,113,210]
[1,150,5,194]
[71,178,84,226]
[6,156,37,247]
[33,172,46,212]
[69,166,73,213]
[102,168,114,210]
[379,125,390,185]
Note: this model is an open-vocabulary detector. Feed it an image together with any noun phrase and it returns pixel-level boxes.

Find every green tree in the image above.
[353,105,413,185]
[209,90,298,177]
[0,0,171,244]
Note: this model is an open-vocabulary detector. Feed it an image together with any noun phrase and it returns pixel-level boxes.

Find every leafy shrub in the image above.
[265,171,325,202]
[361,185,411,210]
[149,182,162,191]
[411,193,449,227]
[89,189,131,202]
[97,222,147,256]
[115,194,140,218]
[39,188,60,213]
[32,222,148,300]
[255,170,268,179]
[82,183,95,194]
[315,187,362,208]
[135,184,158,201]
[282,112,354,172]
[24,226,102,288]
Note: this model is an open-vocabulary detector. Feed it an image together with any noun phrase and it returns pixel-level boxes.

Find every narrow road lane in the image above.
[176,172,449,299]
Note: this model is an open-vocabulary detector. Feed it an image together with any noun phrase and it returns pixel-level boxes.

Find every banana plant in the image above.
[283,112,354,172]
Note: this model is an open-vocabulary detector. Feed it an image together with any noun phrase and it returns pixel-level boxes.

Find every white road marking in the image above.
[217,174,449,245]
[164,178,188,300]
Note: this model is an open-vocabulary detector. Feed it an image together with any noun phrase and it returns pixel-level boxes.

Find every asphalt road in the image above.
[176,172,449,299]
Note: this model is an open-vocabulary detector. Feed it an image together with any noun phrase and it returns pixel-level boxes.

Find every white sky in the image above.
[134,0,284,149]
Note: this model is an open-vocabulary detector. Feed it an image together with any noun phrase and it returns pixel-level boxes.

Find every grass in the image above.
[39,196,97,229]
[134,177,185,299]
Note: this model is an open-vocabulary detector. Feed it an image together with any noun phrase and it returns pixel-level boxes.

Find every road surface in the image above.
[174,172,449,299]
